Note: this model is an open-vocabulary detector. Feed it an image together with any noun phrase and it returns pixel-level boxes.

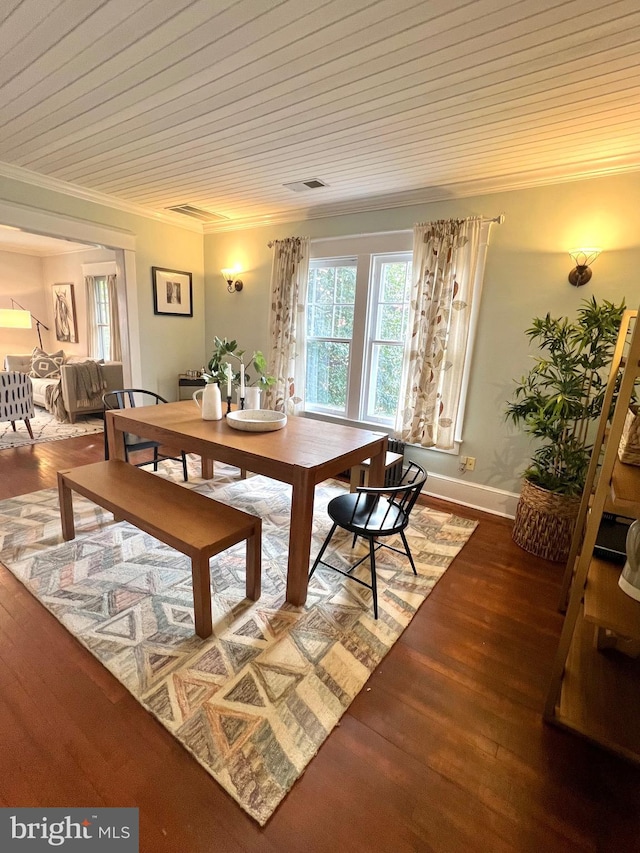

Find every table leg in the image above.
[105,411,126,461]
[57,472,75,541]
[286,469,315,606]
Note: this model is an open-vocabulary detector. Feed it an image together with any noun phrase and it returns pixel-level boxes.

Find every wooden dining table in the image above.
[105,401,388,607]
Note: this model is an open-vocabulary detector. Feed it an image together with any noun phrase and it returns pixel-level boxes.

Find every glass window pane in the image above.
[366,343,404,419]
[335,265,356,303]
[377,304,405,341]
[380,262,410,301]
[308,305,333,337]
[310,267,336,303]
[305,341,350,412]
[334,304,354,338]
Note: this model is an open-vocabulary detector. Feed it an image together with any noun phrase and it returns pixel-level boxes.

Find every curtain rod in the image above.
[269,215,505,246]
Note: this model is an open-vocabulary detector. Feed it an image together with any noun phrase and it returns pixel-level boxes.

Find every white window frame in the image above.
[82,261,117,363]
[304,228,490,452]
[361,252,412,427]
[306,231,412,433]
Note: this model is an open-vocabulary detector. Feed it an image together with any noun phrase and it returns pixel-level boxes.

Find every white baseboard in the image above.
[422,472,519,519]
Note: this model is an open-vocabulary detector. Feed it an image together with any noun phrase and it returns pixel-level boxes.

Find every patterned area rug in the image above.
[0,408,103,449]
[0,462,477,824]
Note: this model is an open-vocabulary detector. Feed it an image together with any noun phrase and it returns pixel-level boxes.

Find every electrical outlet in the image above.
[459,456,467,472]
[465,456,476,471]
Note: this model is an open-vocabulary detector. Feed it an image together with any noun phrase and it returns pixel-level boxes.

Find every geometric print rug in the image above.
[0,462,477,824]
[0,408,104,449]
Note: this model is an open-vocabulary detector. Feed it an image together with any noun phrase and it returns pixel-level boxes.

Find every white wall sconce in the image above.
[221,268,243,293]
[568,248,601,287]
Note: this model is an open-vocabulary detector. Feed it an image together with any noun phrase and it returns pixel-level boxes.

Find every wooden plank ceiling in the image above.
[1,0,639,230]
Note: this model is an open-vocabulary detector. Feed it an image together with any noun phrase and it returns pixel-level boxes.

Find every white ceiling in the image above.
[1,0,640,232]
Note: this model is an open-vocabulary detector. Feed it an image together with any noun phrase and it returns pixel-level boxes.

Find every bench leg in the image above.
[350,465,364,492]
[245,520,262,601]
[57,472,76,541]
[191,553,213,639]
[201,456,214,479]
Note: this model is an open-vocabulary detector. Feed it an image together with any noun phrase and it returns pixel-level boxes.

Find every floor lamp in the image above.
[0,298,49,348]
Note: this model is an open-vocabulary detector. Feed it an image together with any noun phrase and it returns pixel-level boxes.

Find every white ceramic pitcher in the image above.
[193,382,222,420]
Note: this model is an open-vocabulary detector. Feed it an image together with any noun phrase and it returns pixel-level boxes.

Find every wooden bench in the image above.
[350,451,404,492]
[57,460,261,639]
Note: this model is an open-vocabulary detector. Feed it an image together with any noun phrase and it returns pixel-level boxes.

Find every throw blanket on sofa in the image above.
[45,361,107,422]
[72,360,107,407]
[44,382,68,422]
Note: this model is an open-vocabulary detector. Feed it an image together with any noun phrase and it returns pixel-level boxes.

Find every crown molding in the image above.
[203,156,640,234]
[0,161,203,234]
[2,155,639,239]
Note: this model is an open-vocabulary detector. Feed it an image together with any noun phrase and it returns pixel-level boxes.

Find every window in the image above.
[304,232,413,429]
[303,225,490,445]
[92,275,111,360]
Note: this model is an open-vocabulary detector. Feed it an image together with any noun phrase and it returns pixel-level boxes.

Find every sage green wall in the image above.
[2,169,636,495]
[204,172,640,494]
[0,176,205,402]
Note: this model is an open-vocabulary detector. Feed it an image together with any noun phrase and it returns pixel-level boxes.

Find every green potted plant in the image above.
[506,297,626,561]
[203,337,275,407]
[203,336,244,387]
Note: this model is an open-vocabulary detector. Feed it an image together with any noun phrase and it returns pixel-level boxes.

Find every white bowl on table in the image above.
[226,409,287,432]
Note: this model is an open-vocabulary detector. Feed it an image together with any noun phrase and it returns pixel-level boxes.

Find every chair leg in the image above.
[309,522,338,579]
[368,537,378,619]
[24,418,34,439]
[153,446,159,472]
[400,530,418,575]
[181,451,189,482]
[10,421,16,432]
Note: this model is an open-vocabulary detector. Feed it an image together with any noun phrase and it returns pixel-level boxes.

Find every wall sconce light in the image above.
[221,268,243,293]
[568,248,601,287]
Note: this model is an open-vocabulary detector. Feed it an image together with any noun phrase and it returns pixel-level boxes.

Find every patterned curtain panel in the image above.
[397,217,482,450]
[107,274,122,362]
[264,237,310,414]
[84,275,100,359]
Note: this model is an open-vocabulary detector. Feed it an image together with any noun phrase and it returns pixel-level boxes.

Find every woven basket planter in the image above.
[512,479,581,562]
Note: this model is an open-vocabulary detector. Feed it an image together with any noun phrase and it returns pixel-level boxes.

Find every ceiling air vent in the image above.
[166,205,228,222]
[282,178,328,193]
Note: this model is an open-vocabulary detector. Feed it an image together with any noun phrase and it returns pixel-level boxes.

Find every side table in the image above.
[177,374,206,401]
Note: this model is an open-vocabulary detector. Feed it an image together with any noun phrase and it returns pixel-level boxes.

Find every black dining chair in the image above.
[102,389,189,482]
[309,461,427,619]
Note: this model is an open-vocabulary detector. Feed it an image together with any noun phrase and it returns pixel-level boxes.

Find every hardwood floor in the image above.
[1,436,639,852]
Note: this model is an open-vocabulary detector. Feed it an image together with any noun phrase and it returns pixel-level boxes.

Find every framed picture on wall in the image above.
[152,267,193,316]
[52,283,78,343]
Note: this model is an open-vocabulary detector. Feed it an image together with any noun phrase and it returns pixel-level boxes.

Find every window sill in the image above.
[301,410,460,455]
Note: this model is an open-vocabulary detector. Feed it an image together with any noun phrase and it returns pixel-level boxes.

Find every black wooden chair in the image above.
[102,389,189,482]
[309,461,427,618]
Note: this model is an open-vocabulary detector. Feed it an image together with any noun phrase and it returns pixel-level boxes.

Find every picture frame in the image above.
[52,282,78,343]
[152,267,193,317]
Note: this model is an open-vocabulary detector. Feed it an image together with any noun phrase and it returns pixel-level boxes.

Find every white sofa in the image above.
[4,353,124,422]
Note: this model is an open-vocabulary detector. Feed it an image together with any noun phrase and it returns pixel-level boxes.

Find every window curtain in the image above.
[107,273,122,361]
[85,275,99,358]
[396,216,482,450]
[85,273,122,361]
[264,237,310,414]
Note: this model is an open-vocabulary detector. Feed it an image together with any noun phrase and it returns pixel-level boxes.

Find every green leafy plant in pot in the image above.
[203,337,275,407]
[506,297,626,561]
[203,336,245,387]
